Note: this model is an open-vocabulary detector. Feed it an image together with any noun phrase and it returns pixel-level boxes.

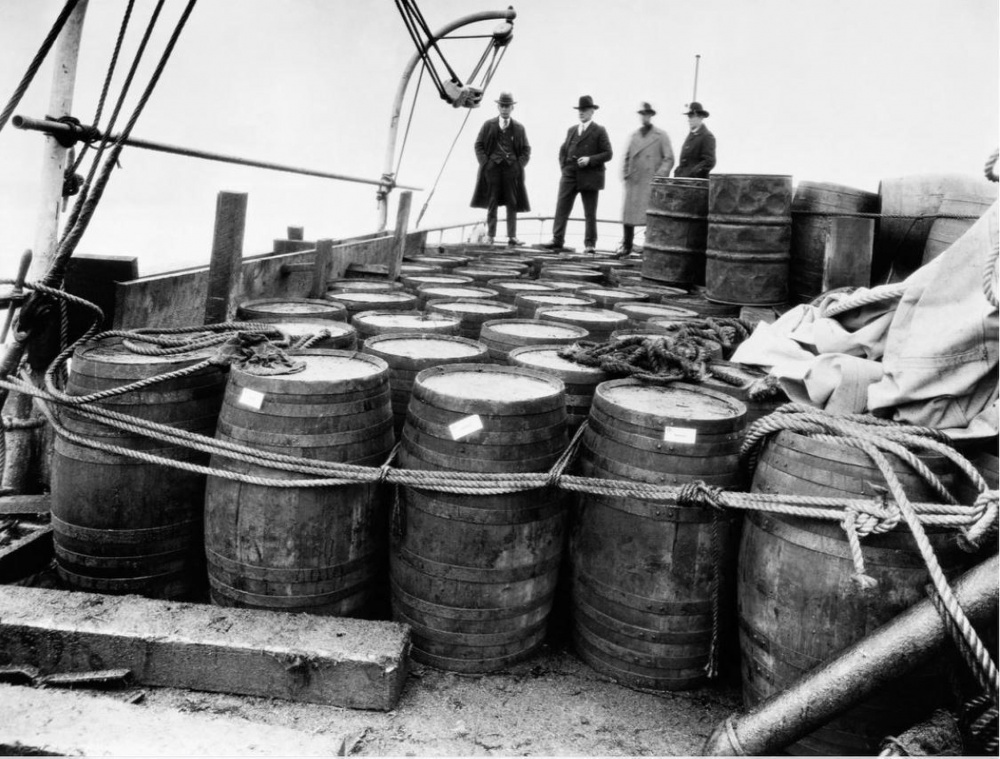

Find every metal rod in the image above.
[0,251,32,344]
[12,115,420,192]
[692,54,701,102]
[378,7,517,231]
[702,553,999,756]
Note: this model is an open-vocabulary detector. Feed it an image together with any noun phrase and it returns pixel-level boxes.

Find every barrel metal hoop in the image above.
[394,545,561,584]
[573,568,713,616]
[708,214,792,225]
[205,547,380,583]
[50,513,201,544]
[207,574,369,608]
[388,573,555,620]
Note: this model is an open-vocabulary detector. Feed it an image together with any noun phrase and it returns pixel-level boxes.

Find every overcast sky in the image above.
[0,0,997,273]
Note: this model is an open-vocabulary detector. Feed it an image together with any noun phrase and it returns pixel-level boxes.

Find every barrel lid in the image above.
[238,298,341,316]
[487,280,556,292]
[268,319,355,337]
[594,379,746,434]
[485,320,588,339]
[73,336,217,367]
[399,263,439,274]
[455,266,523,277]
[427,298,515,315]
[353,311,457,329]
[327,278,402,292]
[420,286,499,300]
[414,363,565,414]
[403,274,473,286]
[620,303,699,319]
[535,279,590,291]
[231,349,387,394]
[365,334,486,359]
[517,293,595,307]
[509,345,608,380]
[411,255,470,266]
[537,307,628,324]
[579,287,648,301]
[326,291,415,304]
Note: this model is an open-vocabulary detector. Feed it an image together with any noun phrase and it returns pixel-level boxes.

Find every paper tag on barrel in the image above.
[450,414,484,440]
[663,426,697,444]
[238,388,265,410]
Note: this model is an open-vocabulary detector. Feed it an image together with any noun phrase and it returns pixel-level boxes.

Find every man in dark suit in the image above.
[674,101,716,179]
[470,92,531,246]
[542,95,613,253]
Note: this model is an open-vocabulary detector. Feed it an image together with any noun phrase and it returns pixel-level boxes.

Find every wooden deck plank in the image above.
[0,585,409,710]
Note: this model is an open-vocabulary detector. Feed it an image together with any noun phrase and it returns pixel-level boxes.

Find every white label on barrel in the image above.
[663,426,697,444]
[449,414,483,440]
[238,387,265,410]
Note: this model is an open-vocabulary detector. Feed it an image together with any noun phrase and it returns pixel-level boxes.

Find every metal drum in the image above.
[643,176,710,286]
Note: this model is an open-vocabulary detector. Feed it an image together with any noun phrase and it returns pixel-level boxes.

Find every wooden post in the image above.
[203,192,247,324]
[310,239,334,298]
[389,191,412,281]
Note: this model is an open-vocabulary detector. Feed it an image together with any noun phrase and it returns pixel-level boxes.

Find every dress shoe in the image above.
[583,246,597,254]
[540,240,565,251]
[507,237,525,247]
[484,236,495,245]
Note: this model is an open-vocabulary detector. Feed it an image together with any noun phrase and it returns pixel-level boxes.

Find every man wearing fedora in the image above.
[471,91,531,246]
[619,102,674,256]
[674,101,716,179]
[542,95,613,253]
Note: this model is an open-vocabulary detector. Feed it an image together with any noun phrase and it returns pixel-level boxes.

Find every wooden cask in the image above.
[514,292,597,319]
[425,298,518,341]
[351,310,460,346]
[479,319,589,363]
[236,297,347,323]
[508,344,609,430]
[534,307,630,344]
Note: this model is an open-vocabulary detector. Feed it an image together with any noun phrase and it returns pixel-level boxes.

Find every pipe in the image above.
[12,115,421,192]
[377,6,517,231]
[702,553,999,756]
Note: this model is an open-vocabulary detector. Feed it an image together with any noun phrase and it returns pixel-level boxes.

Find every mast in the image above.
[28,0,89,282]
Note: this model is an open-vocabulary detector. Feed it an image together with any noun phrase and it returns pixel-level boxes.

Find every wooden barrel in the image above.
[534,307,629,344]
[515,292,597,318]
[790,181,880,303]
[706,174,792,306]
[325,290,418,318]
[327,277,403,293]
[614,302,698,328]
[236,297,347,323]
[400,274,474,293]
[572,380,746,689]
[351,310,460,346]
[392,364,570,672]
[51,337,228,599]
[479,319,589,363]
[539,267,604,284]
[534,278,591,294]
[416,285,499,308]
[923,192,997,264]
[576,287,650,309]
[364,334,489,436]
[486,279,558,305]
[667,289,742,317]
[425,298,518,340]
[876,173,998,283]
[480,258,531,275]
[259,318,358,350]
[741,429,967,755]
[627,282,690,302]
[701,361,787,428]
[508,345,608,430]
[453,266,524,285]
[642,176,710,286]
[400,262,442,276]
[410,254,469,270]
[205,350,394,617]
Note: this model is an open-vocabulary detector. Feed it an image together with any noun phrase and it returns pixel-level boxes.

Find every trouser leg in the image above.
[485,163,502,238]
[581,190,599,248]
[551,179,577,245]
[500,163,519,239]
[622,224,635,252]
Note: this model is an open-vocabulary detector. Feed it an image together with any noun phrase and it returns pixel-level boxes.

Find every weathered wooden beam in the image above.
[390,191,412,281]
[204,191,248,324]
[310,238,334,298]
[0,493,50,516]
[0,684,347,756]
[0,585,410,710]
[287,225,305,241]
[63,253,139,340]
[0,525,52,583]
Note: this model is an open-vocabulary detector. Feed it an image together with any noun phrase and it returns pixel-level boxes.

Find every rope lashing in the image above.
[1,416,45,431]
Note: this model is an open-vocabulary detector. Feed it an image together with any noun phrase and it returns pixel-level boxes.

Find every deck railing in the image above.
[418,215,645,253]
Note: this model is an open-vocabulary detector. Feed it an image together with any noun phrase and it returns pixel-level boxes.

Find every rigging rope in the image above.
[414,107,474,228]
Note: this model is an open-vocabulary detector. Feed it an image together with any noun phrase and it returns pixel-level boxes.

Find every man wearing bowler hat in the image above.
[619,102,674,256]
[674,101,716,179]
[542,95,613,253]
[471,91,532,246]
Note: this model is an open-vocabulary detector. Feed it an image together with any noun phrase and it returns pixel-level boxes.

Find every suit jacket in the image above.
[621,125,674,225]
[558,122,613,191]
[674,125,716,179]
[470,117,531,211]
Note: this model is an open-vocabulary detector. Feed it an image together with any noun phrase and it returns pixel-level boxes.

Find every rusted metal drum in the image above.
[508,345,608,430]
[642,176,710,286]
[572,380,746,689]
[425,298,517,340]
[364,334,489,436]
[205,350,394,617]
[351,310,460,346]
[486,279,558,305]
[52,337,228,599]
[534,307,629,344]
[236,297,347,323]
[392,364,569,672]
[706,174,792,305]
[324,290,418,318]
[479,319,589,363]
[790,181,879,303]
[741,430,969,755]
[514,292,597,319]
[576,287,650,310]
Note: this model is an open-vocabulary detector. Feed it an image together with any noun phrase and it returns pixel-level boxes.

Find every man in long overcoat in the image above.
[674,101,716,179]
[470,92,531,246]
[541,95,613,253]
[620,102,674,255]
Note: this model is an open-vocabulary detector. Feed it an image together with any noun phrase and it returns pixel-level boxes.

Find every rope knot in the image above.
[842,507,879,591]
[959,489,999,553]
[677,481,727,511]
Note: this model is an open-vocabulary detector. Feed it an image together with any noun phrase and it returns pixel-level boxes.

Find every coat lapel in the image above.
[630,128,659,158]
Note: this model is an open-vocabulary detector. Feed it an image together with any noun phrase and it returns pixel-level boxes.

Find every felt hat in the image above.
[684,101,710,117]
[637,102,656,115]
[574,95,599,110]
[495,92,516,106]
